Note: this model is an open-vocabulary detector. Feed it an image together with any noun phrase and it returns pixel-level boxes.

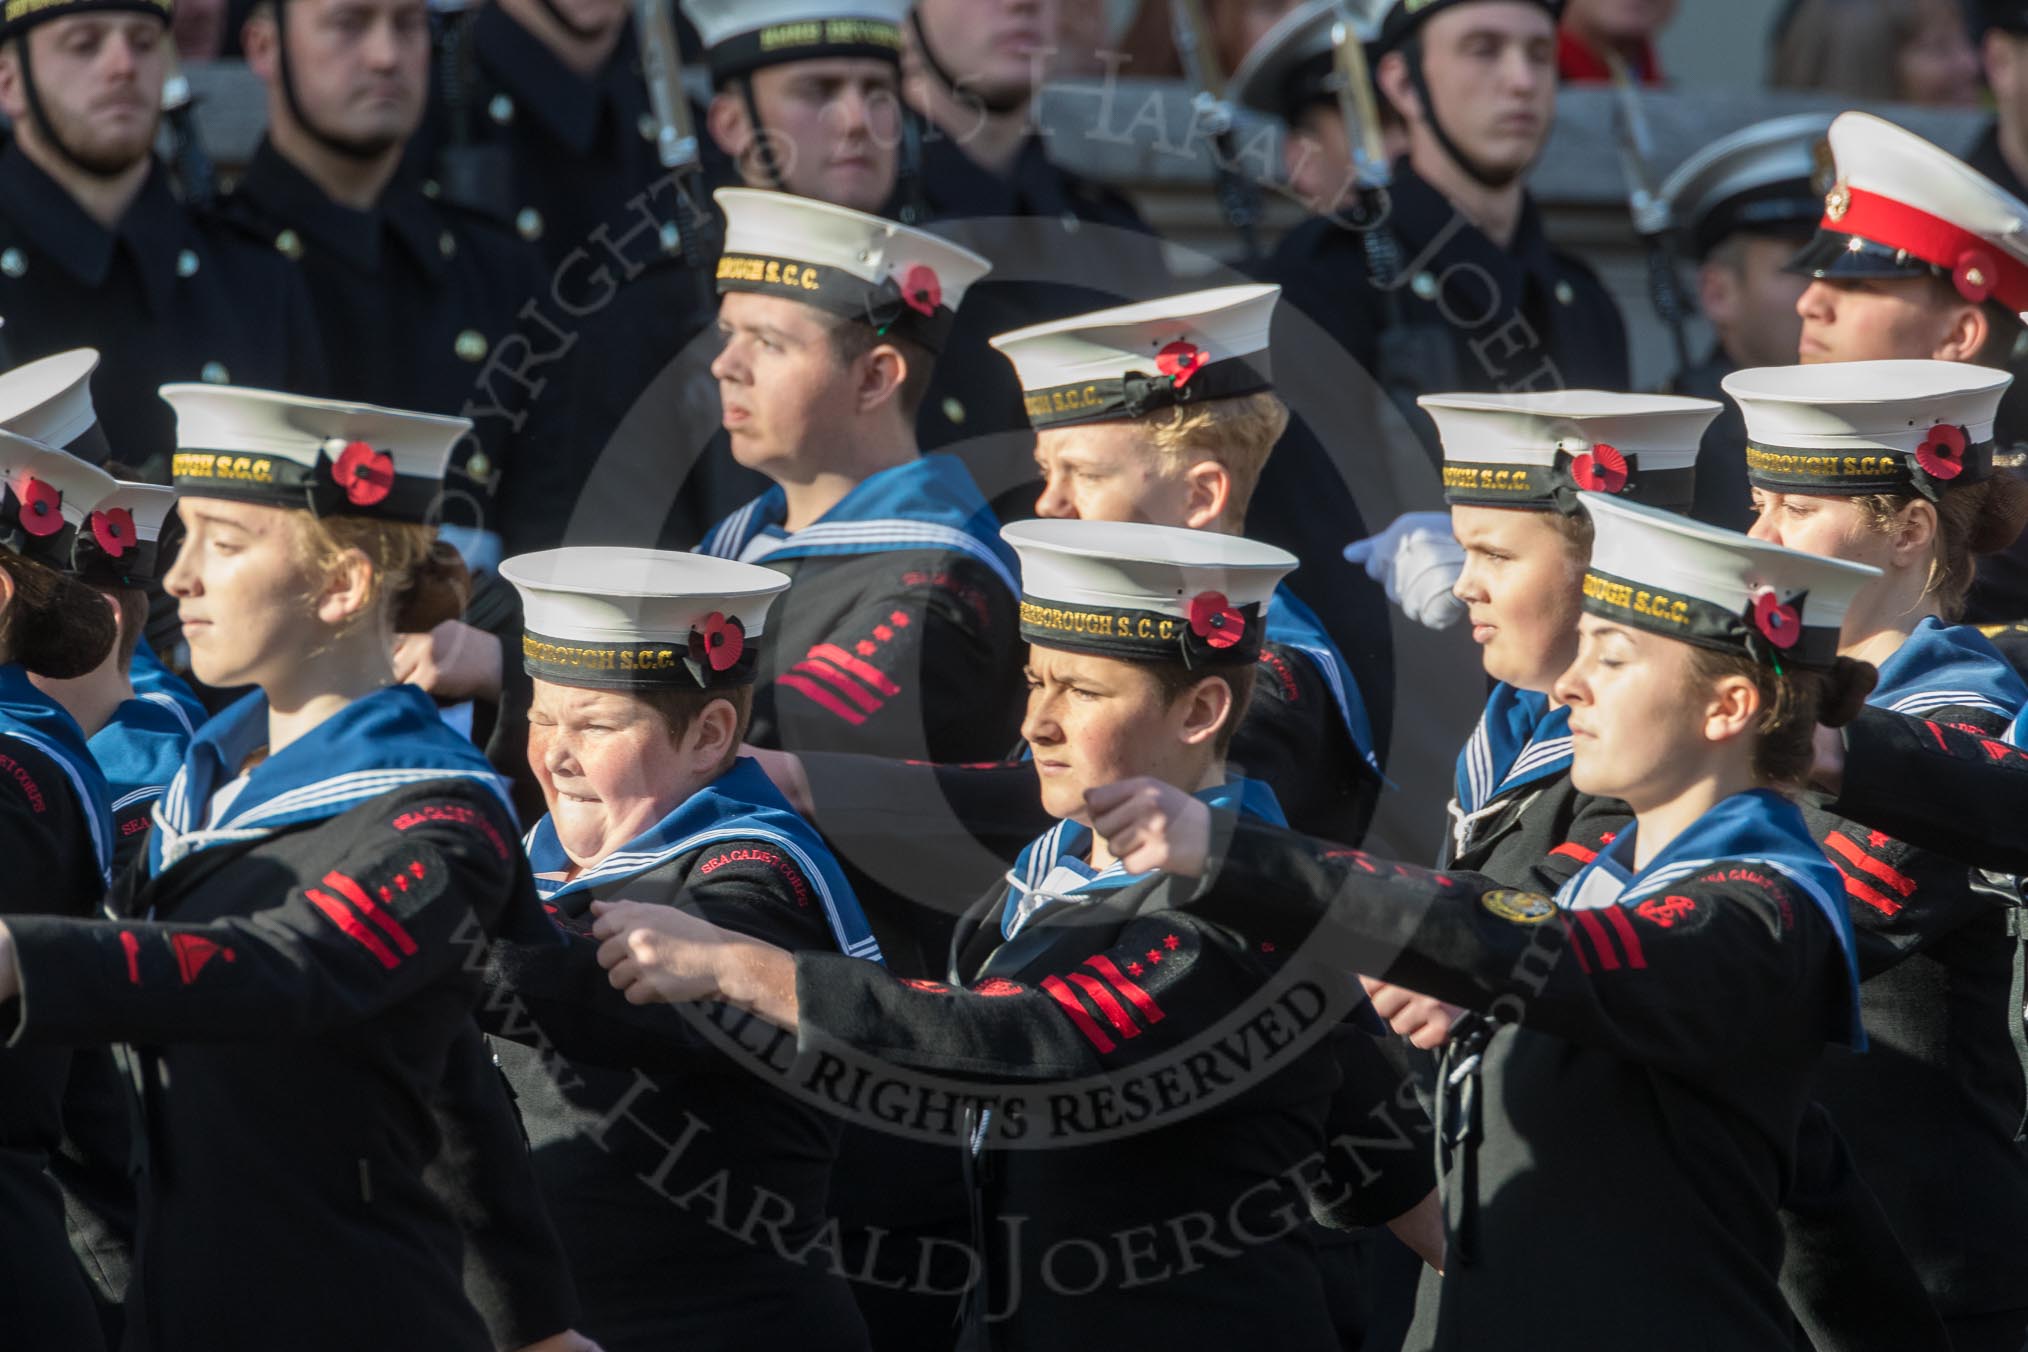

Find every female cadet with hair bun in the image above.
[1729,358,2028,1349]
[0,430,121,1351]
[0,387,585,1352]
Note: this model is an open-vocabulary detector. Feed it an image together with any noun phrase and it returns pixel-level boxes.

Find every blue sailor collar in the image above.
[1868,616,2027,724]
[90,697,191,823]
[1001,776,1287,939]
[697,454,1019,596]
[525,756,883,963]
[1264,584,1378,773]
[0,663,114,883]
[1454,683,1572,820]
[128,645,208,737]
[1555,788,1865,1048]
[150,683,513,874]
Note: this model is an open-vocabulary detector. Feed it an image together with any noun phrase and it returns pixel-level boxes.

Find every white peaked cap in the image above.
[502,547,792,691]
[1421,389,1721,513]
[1003,518,1296,666]
[1581,492,1879,669]
[992,284,1280,429]
[1723,359,2012,498]
[0,349,102,458]
[1229,1,1385,121]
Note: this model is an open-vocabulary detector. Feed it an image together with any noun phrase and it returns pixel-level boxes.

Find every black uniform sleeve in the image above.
[481,840,838,1071]
[1828,706,2028,872]
[427,1019,580,1349]
[796,910,1303,1083]
[1306,1021,1437,1229]
[3,788,522,1046]
[756,557,1022,762]
[1177,816,1842,1079]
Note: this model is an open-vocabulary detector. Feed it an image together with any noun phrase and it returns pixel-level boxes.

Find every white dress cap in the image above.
[161,384,471,523]
[0,428,118,572]
[1657,113,1832,260]
[681,0,909,81]
[1581,491,1879,669]
[1228,0,1386,123]
[1723,358,2012,500]
[502,547,791,691]
[1420,389,1722,514]
[715,188,992,352]
[70,479,180,588]
[991,284,1280,430]
[0,349,106,463]
[1003,518,1297,666]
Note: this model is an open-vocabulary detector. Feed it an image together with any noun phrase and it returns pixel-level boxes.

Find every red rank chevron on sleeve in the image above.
[778,611,914,725]
[1039,949,1171,1054]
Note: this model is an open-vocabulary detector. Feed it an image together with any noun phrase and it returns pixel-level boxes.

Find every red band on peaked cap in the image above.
[1826,186,2028,313]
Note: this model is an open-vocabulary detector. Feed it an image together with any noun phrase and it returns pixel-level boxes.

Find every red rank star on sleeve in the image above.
[1126,960,1144,976]
[1162,934,1180,950]
[1145,949,1162,964]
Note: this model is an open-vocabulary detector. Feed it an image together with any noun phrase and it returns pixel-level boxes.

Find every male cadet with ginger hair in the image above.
[0,0,325,474]
[695,188,1026,764]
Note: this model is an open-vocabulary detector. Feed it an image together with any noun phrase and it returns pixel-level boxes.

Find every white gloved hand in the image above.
[1343,511,1466,630]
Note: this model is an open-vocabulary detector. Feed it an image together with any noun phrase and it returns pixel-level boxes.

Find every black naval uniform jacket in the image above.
[414,2,667,275]
[0,146,326,477]
[1828,707,2028,873]
[0,778,550,1352]
[220,141,555,540]
[1180,808,1859,1352]
[1262,160,1629,461]
[0,708,117,1349]
[793,849,1432,1348]
[476,808,873,1349]
[1668,346,1756,531]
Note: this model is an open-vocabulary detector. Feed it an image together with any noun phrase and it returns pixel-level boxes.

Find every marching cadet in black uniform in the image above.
[1813,704,2028,872]
[413,0,665,272]
[224,0,556,567]
[473,546,880,1351]
[1786,111,2028,627]
[902,0,1167,467]
[0,384,588,1352]
[1654,116,1828,530]
[593,518,1441,1351]
[695,188,1026,763]
[0,0,326,475]
[0,430,120,1350]
[1080,493,1883,1352]
[1729,359,2028,1350]
[1253,0,1629,456]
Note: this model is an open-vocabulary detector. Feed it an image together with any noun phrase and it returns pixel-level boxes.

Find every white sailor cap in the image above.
[1228,0,1384,125]
[1723,359,2013,502]
[0,428,117,573]
[1659,113,1832,261]
[71,480,179,589]
[1789,111,2028,317]
[715,188,991,353]
[161,385,470,523]
[0,349,109,465]
[501,547,791,691]
[1421,390,1722,514]
[1582,492,1878,671]
[992,284,1280,431]
[1002,518,1297,667]
[682,0,909,83]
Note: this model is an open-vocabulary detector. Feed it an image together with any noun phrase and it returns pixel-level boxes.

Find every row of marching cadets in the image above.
[1,54,2028,1352]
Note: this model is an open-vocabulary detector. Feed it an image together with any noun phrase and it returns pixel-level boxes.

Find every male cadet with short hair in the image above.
[1260,0,1629,453]
[697,188,1027,763]
[224,0,555,569]
[1656,114,1827,529]
[411,0,665,272]
[1788,110,2028,625]
[902,0,1168,466]
[517,0,914,557]
[0,0,325,475]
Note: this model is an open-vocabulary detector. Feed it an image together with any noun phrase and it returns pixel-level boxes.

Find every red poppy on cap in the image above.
[901,265,941,318]
[332,441,395,507]
[90,506,136,557]
[16,476,62,537]
[1751,588,1801,650]
[1156,340,1207,389]
[696,611,745,672]
[1188,590,1243,649]
[1915,423,1967,482]
[1569,443,1629,494]
[1954,249,1996,305]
